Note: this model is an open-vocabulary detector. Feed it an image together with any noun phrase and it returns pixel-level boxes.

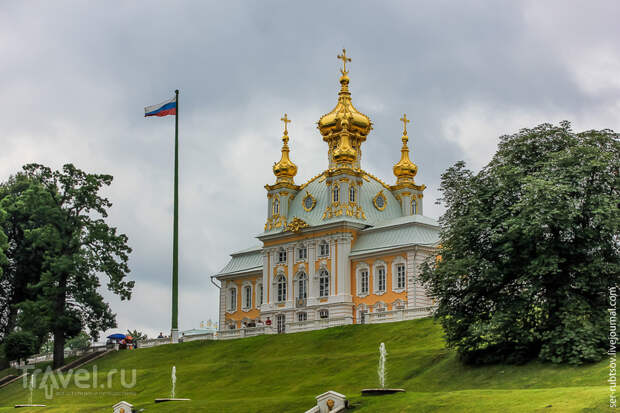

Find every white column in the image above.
[330,238,336,296]
[269,249,275,304]
[287,245,294,305]
[308,240,317,302]
[261,250,268,309]
[336,235,352,298]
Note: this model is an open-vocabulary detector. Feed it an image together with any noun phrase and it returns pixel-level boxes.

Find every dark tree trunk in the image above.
[52,328,65,369]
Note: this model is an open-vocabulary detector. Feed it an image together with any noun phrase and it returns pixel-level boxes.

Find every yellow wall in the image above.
[350,254,407,322]
[224,274,261,328]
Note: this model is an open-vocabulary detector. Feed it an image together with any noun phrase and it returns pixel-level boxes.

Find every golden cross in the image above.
[400,114,410,135]
[337,48,351,74]
[280,113,291,134]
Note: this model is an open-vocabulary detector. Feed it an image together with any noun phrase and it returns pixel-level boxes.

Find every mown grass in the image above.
[0,319,611,412]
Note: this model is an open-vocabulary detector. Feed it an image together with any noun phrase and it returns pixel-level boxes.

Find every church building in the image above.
[213,51,439,333]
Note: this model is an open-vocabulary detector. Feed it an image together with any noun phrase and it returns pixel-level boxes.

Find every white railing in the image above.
[10,345,109,368]
[181,332,215,342]
[287,316,353,333]
[136,338,170,348]
[365,306,436,324]
[217,326,276,340]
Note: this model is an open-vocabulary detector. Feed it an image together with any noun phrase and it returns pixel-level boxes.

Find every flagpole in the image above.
[171,89,179,343]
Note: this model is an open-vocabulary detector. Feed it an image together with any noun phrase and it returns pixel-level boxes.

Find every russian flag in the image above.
[145,96,177,117]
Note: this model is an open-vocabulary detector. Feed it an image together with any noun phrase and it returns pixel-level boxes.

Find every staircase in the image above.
[56,350,110,373]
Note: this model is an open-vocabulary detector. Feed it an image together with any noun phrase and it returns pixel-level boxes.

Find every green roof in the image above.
[262,172,403,235]
[216,245,262,277]
[350,216,439,256]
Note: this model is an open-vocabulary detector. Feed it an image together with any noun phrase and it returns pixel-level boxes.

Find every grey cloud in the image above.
[1,0,618,336]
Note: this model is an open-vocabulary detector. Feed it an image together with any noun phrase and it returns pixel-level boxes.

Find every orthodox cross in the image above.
[281,113,291,134]
[400,114,410,135]
[337,49,351,74]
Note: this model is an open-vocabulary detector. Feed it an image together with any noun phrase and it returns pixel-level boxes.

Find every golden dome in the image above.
[317,49,372,168]
[273,114,298,183]
[317,74,373,137]
[393,114,418,182]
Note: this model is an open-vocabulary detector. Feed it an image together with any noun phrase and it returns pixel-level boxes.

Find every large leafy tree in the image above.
[15,164,134,368]
[420,122,619,365]
[0,174,51,351]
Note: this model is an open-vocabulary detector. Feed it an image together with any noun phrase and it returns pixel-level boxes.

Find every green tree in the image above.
[126,329,148,341]
[65,331,91,351]
[0,174,50,350]
[4,331,37,364]
[420,122,619,365]
[18,164,134,368]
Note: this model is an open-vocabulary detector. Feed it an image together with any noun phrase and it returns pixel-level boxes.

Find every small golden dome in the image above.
[393,114,418,182]
[273,114,298,183]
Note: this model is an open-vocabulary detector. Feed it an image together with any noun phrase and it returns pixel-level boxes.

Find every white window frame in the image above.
[374,261,387,295]
[275,274,287,303]
[242,284,252,310]
[318,240,330,258]
[273,196,279,215]
[297,245,307,261]
[296,272,308,299]
[297,312,307,322]
[319,269,330,298]
[278,248,287,264]
[228,287,237,312]
[356,263,370,297]
[411,197,417,215]
[318,309,329,319]
[392,258,407,292]
[257,283,263,307]
[332,184,339,203]
[349,186,356,203]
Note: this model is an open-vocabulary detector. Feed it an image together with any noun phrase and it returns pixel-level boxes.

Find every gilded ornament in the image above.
[327,399,335,410]
[373,190,387,211]
[302,192,316,212]
[286,217,309,233]
[317,49,372,170]
[393,113,418,183]
[272,113,298,184]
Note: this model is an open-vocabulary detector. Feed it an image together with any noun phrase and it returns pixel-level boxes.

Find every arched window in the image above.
[411,198,417,215]
[332,185,339,203]
[360,269,369,294]
[377,266,386,292]
[228,287,237,311]
[349,186,356,203]
[273,197,279,215]
[276,274,287,302]
[243,285,252,309]
[297,272,308,299]
[319,269,329,297]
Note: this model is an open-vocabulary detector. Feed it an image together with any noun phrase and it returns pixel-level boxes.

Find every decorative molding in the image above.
[373,190,387,211]
[286,217,309,233]
[264,214,287,231]
[302,191,317,212]
[321,201,366,220]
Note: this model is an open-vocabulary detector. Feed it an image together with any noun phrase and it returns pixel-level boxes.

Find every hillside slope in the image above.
[0,318,611,412]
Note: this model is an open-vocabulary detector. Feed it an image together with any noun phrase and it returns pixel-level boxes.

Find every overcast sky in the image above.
[1,1,619,339]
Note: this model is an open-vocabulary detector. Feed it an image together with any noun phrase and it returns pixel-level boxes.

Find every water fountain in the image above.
[361,342,405,395]
[14,373,46,408]
[154,365,191,403]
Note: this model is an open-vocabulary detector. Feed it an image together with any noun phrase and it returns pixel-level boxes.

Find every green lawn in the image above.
[0,319,611,412]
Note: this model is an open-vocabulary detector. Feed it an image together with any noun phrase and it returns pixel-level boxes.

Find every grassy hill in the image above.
[0,318,611,412]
